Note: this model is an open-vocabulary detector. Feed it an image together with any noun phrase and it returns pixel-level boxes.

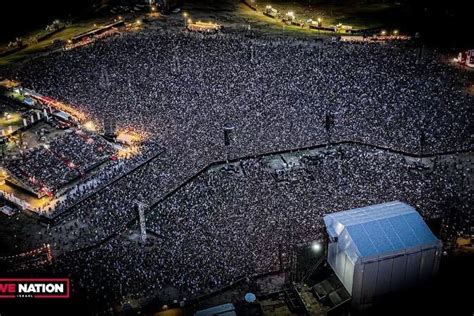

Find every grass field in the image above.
[281,1,400,24]
[0,21,104,66]
[186,0,406,39]
[240,0,404,30]
[0,113,22,128]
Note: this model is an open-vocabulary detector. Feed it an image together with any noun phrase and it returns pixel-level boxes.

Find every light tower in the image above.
[136,201,148,243]
[223,123,235,147]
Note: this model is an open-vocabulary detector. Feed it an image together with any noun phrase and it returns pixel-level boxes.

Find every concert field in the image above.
[0,1,472,315]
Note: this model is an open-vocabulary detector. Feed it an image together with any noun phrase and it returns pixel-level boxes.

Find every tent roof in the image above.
[324,201,440,263]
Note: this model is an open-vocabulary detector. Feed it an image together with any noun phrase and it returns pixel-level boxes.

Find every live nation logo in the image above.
[0,278,70,299]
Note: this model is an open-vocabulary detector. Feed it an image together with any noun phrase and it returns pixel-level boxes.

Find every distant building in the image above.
[456,49,474,68]
[263,5,278,18]
[187,21,223,33]
[324,201,442,309]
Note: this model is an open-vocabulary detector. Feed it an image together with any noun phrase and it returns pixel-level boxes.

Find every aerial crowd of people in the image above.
[4,129,114,194]
[1,27,473,306]
[53,144,472,304]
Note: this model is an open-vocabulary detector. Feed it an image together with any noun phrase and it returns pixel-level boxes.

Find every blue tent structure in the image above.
[324,201,442,309]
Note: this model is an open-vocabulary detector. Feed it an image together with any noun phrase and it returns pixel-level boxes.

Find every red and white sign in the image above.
[0,278,70,299]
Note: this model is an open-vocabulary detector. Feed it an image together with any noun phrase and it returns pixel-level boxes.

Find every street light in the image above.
[381,30,386,36]
[183,12,189,28]
[311,242,322,252]
[393,29,399,35]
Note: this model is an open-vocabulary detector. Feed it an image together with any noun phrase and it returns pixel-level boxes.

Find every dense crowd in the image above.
[11,31,473,156]
[4,129,114,194]
[42,138,162,218]
[49,130,114,173]
[54,145,473,303]
[5,145,77,193]
[1,28,473,306]
[6,30,471,245]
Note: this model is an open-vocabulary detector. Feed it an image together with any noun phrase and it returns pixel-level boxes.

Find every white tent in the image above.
[324,201,442,309]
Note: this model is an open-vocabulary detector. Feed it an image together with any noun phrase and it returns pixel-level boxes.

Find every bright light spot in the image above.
[116,129,144,145]
[136,19,141,25]
[83,121,96,131]
[381,30,387,36]
[393,30,399,35]
[183,12,188,18]
[117,145,141,159]
[311,242,322,252]
[0,168,8,178]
